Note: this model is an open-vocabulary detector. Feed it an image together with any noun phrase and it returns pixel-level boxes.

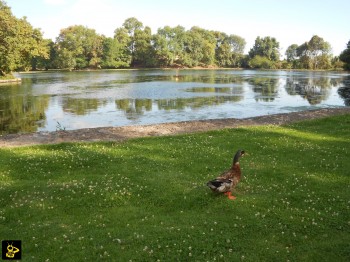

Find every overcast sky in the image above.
[7,0,350,56]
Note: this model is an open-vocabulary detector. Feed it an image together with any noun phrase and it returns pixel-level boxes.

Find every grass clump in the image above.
[0,114,349,261]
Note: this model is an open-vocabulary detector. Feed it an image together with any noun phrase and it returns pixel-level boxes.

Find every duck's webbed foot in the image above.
[224,192,236,200]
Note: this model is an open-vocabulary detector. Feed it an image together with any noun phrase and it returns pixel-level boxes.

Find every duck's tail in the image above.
[207,179,232,191]
[206,180,219,190]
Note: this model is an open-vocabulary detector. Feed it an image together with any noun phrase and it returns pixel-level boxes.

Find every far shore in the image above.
[14,67,350,74]
[0,77,21,83]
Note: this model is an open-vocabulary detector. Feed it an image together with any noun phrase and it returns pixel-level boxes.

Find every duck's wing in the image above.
[207,179,232,192]
[217,169,233,180]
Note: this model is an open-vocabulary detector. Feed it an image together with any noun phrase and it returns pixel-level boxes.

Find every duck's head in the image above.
[233,149,245,165]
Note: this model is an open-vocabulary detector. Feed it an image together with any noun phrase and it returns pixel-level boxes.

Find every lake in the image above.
[1,69,349,134]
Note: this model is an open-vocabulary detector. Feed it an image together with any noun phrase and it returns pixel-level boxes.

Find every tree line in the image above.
[1,0,350,77]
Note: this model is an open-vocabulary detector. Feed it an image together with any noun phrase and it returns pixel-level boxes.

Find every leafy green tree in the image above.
[215,32,246,67]
[114,27,132,67]
[123,17,143,37]
[114,17,157,67]
[101,37,130,68]
[339,40,350,70]
[153,25,186,67]
[295,42,311,68]
[182,27,216,67]
[118,17,144,66]
[55,48,76,70]
[307,35,331,69]
[248,55,276,69]
[286,44,298,62]
[152,33,172,67]
[182,29,204,67]
[55,25,103,69]
[0,0,48,76]
[31,39,57,70]
[330,56,344,70]
[133,26,155,67]
[296,36,331,69]
[249,36,280,62]
[214,31,230,67]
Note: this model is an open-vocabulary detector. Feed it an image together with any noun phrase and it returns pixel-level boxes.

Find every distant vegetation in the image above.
[1,0,350,77]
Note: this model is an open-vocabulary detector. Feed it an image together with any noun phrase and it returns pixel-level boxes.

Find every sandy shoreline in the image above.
[1,108,349,147]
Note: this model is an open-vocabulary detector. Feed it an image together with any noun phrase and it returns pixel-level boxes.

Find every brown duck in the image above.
[207,150,245,200]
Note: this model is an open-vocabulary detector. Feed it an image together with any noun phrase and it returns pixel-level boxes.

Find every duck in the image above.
[207,149,245,200]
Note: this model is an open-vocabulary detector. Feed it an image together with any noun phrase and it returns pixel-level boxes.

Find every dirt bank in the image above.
[1,108,349,148]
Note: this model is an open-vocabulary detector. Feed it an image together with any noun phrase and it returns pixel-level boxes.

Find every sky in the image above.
[6,0,350,56]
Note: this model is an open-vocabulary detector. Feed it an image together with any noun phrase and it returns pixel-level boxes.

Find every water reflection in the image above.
[337,76,350,106]
[0,70,349,134]
[62,97,108,115]
[116,99,152,120]
[157,96,242,109]
[106,71,245,85]
[0,84,49,133]
[185,87,239,94]
[115,95,243,119]
[247,77,279,102]
[285,77,341,105]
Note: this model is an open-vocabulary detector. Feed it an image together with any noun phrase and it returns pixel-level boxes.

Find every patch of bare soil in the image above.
[1,108,349,148]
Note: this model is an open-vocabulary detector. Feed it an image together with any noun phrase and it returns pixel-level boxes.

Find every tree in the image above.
[153,25,186,67]
[55,25,103,69]
[0,0,48,76]
[114,27,132,67]
[118,17,144,66]
[101,37,130,68]
[295,36,331,69]
[331,56,344,70]
[249,36,280,62]
[215,32,246,67]
[31,39,57,70]
[339,40,350,70]
[182,27,216,67]
[284,44,299,69]
[133,26,155,67]
[307,35,331,69]
[248,55,275,69]
[285,44,298,62]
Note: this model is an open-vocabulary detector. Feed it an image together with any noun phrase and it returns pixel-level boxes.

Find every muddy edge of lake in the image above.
[1,107,349,147]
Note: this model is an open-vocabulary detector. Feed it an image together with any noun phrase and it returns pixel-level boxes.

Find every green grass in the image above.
[0,74,16,80]
[1,114,349,261]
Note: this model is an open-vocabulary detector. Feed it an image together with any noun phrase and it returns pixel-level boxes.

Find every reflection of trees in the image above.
[115,99,152,120]
[115,95,243,118]
[248,77,279,102]
[285,77,336,105]
[176,74,244,84]
[337,77,350,106]
[185,87,239,94]
[0,84,49,134]
[157,96,242,110]
[62,98,107,115]
[110,72,245,84]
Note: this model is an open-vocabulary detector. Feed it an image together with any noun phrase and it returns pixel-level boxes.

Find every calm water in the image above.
[1,69,349,134]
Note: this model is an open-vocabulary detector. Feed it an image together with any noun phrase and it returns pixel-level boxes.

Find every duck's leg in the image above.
[224,192,236,200]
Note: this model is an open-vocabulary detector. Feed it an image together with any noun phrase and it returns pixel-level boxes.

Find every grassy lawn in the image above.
[1,114,349,261]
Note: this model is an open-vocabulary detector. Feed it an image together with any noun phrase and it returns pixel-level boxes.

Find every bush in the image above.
[248,55,276,69]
